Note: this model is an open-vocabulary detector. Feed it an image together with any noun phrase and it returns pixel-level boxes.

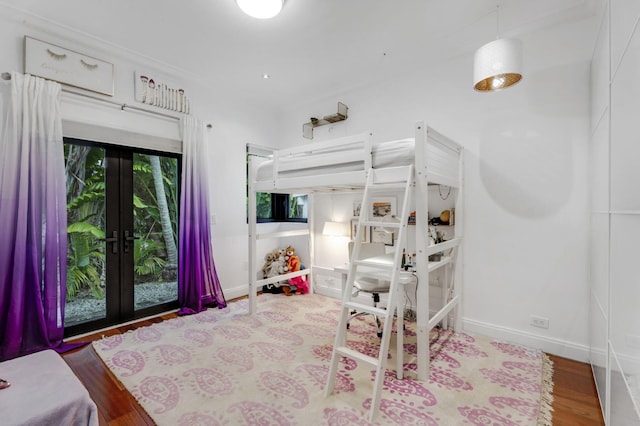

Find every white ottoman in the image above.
[0,349,98,426]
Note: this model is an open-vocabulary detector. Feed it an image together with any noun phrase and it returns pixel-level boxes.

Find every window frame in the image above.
[256,193,308,224]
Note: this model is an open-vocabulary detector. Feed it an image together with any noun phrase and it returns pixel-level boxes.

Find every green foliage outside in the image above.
[256,192,271,219]
[64,145,179,300]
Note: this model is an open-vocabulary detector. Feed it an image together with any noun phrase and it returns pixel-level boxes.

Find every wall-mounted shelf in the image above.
[303,102,348,139]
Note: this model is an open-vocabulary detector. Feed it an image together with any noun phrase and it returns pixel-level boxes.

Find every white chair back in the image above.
[348,241,386,261]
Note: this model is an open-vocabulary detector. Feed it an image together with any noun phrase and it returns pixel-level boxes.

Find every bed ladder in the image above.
[325,164,414,422]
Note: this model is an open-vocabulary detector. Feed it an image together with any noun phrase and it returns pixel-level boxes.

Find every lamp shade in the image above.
[473,38,522,92]
[322,221,347,237]
[237,0,283,19]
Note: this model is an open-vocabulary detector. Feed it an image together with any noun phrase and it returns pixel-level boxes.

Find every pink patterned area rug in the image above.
[93,293,553,425]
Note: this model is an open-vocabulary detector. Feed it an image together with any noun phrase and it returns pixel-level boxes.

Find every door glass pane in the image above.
[132,153,179,311]
[64,144,107,326]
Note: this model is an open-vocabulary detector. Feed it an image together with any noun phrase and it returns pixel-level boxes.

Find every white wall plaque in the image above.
[134,71,190,114]
[24,36,114,96]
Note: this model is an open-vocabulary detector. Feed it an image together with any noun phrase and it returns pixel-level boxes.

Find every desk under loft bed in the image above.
[247,120,464,382]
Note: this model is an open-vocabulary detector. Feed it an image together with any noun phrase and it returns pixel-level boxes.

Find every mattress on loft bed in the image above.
[254,138,415,181]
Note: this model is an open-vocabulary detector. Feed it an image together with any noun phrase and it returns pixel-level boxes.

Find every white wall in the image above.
[279,18,597,361]
[0,7,281,301]
[0,4,611,366]
[590,0,640,423]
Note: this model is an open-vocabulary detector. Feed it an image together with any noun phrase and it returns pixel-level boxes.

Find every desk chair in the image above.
[347,241,389,337]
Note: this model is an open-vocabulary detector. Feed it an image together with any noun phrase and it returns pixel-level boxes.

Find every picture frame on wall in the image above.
[370,197,396,246]
[350,218,370,242]
[371,197,396,218]
[371,226,394,246]
[353,201,362,217]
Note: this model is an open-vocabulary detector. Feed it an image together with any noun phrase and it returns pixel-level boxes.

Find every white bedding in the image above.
[254,138,415,181]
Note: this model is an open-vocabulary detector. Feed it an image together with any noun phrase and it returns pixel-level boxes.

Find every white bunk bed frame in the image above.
[247,120,464,382]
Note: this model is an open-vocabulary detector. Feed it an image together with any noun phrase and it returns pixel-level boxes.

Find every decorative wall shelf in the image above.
[303,102,348,139]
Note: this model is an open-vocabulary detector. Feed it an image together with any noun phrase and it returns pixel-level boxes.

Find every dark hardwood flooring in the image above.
[550,355,605,425]
[62,314,605,426]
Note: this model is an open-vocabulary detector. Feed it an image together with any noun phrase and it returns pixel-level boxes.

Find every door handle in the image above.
[123,230,140,254]
[104,230,118,254]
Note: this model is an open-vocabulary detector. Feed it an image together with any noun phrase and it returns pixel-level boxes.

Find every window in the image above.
[258,193,307,223]
[247,144,307,223]
[255,192,307,222]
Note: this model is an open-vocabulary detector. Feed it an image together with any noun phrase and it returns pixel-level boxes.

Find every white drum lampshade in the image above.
[322,221,347,237]
[473,38,522,92]
[237,0,284,19]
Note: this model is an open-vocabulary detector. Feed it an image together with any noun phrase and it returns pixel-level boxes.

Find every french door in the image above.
[64,138,180,337]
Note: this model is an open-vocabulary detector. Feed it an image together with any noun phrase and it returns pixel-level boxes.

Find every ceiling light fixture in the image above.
[473,5,522,92]
[237,0,284,19]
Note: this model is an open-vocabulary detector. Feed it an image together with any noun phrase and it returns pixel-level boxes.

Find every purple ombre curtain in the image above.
[0,73,67,361]
[178,116,226,315]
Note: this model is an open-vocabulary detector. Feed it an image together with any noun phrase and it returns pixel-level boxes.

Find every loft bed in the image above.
[247,120,463,382]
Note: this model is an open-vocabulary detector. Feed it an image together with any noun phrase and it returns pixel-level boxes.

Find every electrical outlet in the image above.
[530,315,549,329]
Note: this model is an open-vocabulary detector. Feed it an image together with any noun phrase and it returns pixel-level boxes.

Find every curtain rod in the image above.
[1,72,212,129]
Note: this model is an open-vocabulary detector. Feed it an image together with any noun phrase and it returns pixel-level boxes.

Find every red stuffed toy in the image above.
[286,246,309,294]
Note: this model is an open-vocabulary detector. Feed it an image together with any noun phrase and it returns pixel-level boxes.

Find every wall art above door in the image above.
[24,36,114,96]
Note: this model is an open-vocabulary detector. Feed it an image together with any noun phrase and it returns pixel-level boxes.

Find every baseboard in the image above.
[463,318,590,363]
[225,285,251,302]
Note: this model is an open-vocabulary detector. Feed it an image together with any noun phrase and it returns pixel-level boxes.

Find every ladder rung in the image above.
[360,220,401,228]
[368,182,407,190]
[345,301,388,318]
[353,259,394,270]
[335,346,379,367]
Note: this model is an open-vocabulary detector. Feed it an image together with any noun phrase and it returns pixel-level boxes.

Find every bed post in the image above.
[308,191,315,294]
[453,148,464,330]
[414,121,430,381]
[248,153,258,314]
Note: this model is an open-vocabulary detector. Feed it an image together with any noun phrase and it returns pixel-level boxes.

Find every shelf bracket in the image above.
[303,102,348,139]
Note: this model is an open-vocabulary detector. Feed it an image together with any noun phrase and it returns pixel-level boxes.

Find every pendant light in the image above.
[237,0,284,19]
[473,5,522,92]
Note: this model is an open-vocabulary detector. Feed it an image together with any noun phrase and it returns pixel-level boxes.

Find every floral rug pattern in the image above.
[93,293,553,425]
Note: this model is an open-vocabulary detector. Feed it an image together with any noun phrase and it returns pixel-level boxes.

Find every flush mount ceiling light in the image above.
[237,0,284,19]
[473,5,522,92]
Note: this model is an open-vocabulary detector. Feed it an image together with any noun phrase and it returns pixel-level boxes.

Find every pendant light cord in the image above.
[438,185,451,200]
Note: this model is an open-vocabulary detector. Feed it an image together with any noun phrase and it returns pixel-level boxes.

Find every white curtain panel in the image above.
[0,72,67,360]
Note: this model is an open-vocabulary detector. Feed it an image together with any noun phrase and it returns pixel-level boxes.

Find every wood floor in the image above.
[62,314,605,426]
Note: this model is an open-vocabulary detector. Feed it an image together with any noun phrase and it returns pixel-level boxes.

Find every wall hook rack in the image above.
[303,102,348,139]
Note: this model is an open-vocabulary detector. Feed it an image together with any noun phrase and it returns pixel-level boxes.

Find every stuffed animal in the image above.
[289,275,309,294]
[260,249,282,293]
[263,249,293,294]
[285,246,309,294]
[262,252,275,279]
[266,252,288,280]
[285,246,300,273]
